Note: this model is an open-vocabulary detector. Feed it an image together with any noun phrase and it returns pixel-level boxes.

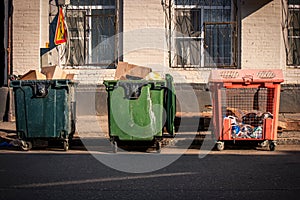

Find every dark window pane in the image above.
[288,0,300,5]
[175,38,201,66]
[65,2,116,67]
[175,0,231,6]
[204,24,234,67]
[174,1,235,68]
[70,0,115,6]
[89,10,115,64]
[66,10,87,65]
[175,9,201,36]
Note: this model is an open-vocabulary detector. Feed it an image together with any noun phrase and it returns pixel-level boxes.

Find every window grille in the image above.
[65,0,117,67]
[172,0,237,68]
[287,0,300,65]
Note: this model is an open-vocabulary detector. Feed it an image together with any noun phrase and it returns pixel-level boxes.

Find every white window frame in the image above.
[172,3,233,68]
[66,4,116,67]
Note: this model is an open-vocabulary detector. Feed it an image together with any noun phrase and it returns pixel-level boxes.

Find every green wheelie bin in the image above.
[11,79,76,151]
[103,74,176,153]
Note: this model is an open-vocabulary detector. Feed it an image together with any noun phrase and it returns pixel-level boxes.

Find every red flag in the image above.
[54,7,68,45]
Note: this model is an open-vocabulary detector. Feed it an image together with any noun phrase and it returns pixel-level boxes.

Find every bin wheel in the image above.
[63,141,69,151]
[156,141,162,153]
[269,142,276,151]
[112,141,118,153]
[216,141,224,151]
[21,141,32,151]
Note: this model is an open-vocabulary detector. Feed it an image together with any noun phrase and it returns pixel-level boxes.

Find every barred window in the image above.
[173,0,237,68]
[287,0,300,66]
[65,0,116,67]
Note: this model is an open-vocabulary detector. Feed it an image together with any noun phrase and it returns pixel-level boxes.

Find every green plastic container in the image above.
[104,74,176,152]
[11,79,76,151]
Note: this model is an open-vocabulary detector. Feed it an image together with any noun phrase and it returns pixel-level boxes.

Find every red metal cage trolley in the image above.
[209,69,284,151]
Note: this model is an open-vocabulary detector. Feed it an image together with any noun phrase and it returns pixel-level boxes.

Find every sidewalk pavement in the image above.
[1,114,300,147]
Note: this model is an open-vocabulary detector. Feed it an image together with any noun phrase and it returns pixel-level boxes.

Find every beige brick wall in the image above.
[241,0,282,70]
[168,68,211,84]
[240,0,300,84]
[241,0,283,69]
[284,69,300,84]
[123,0,165,31]
[63,0,300,85]
[63,0,169,85]
[64,69,115,85]
[121,0,203,84]
[122,0,167,70]
[11,0,300,85]
[12,0,41,75]
[40,0,49,48]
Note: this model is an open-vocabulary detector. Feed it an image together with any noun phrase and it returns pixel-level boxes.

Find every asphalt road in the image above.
[0,145,300,200]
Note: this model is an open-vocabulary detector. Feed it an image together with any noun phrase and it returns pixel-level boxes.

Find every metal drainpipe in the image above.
[1,0,7,87]
[168,0,171,68]
[7,0,14,122]
[7,0,12,85]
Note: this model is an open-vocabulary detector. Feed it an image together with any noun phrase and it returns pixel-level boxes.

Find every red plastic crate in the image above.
[209,69,284,151]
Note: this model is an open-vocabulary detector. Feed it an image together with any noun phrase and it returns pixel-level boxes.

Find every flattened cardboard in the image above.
[66,74,75,80]
[41,66,67,79]
[20,70,46,80]
[115,62,152,80]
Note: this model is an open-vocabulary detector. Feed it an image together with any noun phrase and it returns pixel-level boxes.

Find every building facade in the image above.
[0,0,300,120]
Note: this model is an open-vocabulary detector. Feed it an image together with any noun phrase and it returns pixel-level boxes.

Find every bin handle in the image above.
[32,82,50,98]
[53,80,70,87]
[118,82,148,100]
[242,75,253,85]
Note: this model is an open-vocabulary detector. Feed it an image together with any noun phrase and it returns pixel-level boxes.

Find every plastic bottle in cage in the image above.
[253,126,263,139]
[232,125,240,137]
[225,116,240,137]
[241,125,253,138]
